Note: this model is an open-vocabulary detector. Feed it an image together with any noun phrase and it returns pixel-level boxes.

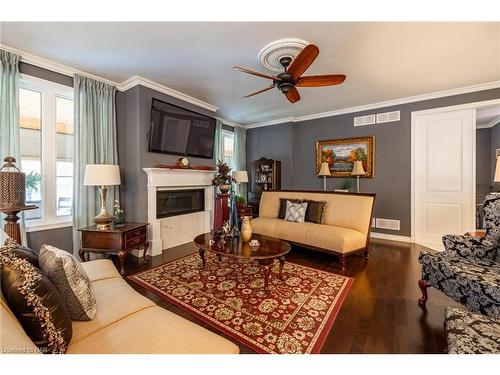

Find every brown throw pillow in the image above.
[278,198,303,219]
[305,200,327,224]
[0,247,72,353]
[3,237,39,267]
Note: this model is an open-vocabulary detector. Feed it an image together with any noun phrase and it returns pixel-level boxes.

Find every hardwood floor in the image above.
[115,238,459,354]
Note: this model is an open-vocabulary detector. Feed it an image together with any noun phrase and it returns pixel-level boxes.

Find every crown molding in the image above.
[118,75,219,113]
[0,43,121,88]
[245,80,500,129]
[477,115,500,129]
[1,43,221,114]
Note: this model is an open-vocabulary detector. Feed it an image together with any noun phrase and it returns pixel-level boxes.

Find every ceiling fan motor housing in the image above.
[275,71,296,94]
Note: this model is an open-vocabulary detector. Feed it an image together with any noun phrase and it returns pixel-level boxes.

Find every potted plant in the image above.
[212,160,233,193]
[236,195,245,208]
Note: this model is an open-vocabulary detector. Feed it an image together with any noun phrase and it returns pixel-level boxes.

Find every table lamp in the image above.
[318,162,331,191]
[84,164,121,230]
[351,161,366,193]
[232,170,249,202]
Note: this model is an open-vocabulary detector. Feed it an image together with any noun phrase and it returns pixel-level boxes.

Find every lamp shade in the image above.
[351,161,366,176]
[232,170,249,183]
[495,157,500,182]
[84,164,121,186]
[318,162,331,177]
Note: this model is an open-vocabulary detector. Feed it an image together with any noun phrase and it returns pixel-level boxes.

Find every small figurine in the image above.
[249,239,260,248]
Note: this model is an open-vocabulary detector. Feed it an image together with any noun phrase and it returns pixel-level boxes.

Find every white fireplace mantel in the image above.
[143,168,215,256]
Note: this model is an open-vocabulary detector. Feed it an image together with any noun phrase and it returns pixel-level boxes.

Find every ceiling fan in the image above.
[234,44,346,104]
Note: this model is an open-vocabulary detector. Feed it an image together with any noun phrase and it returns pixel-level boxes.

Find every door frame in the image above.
[411,98,500,243]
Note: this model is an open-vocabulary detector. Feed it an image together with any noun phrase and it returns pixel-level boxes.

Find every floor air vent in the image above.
[375,218,400,231]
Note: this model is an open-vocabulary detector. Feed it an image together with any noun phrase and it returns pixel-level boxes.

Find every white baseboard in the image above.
[370,232,413,243]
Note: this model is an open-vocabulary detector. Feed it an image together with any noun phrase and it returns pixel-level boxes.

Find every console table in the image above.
[78,222,149,275]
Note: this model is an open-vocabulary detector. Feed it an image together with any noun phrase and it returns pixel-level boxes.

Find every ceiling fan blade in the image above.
[233,66,281,81]
[296,74,346,87]
[287,44,320,80]
[242,85,275,98]
[285,86,301,103]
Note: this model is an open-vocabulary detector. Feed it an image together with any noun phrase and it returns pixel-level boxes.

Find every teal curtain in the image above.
[214,119,224,163]
[73,74,118,253]
[233,126,247,200]
[0,49,26,244]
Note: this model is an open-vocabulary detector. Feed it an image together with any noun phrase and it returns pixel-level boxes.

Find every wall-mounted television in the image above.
[148,98,216,159]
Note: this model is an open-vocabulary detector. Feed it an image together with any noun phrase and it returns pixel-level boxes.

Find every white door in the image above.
[413,109,475,250]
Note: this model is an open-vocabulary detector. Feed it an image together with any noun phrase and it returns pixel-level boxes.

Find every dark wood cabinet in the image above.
[249,158,281,216]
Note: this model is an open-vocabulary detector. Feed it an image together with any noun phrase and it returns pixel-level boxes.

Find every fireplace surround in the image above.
[143,168,214,257]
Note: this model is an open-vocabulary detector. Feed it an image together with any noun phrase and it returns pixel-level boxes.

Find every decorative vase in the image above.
[219,184,231,194]
[241,216,252,242]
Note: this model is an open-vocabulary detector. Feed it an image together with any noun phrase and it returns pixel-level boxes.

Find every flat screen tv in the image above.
[148,98,216,159]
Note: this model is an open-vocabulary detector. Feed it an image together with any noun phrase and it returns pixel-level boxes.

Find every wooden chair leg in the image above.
[418,279,430,308]
[364,248,370,259]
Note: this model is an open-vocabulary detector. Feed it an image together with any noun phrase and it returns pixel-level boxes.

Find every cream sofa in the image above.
[251,191,375,270]
[1,259,239,354]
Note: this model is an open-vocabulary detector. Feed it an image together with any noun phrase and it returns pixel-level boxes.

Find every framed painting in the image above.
[316,136,375,177]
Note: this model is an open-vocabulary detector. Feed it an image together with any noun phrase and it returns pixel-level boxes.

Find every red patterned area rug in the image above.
[128,253,353,354]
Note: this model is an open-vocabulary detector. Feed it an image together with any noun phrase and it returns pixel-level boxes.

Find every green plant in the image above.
[236,195,245,206]
[342,177,352,190]
[25,171,41,197]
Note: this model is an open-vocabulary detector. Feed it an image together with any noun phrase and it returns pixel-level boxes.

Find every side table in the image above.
[78,222,149,275]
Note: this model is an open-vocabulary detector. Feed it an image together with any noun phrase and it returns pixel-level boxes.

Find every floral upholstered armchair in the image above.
[418,193,500,319]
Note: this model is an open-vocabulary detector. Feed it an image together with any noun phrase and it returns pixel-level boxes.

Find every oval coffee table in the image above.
[193,233,291,292]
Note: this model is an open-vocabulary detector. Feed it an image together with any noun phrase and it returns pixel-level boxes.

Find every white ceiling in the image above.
[1,22,499,125]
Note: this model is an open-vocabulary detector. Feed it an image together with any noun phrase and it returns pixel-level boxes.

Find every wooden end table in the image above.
[78,222,149,275]
[194,233,291,293]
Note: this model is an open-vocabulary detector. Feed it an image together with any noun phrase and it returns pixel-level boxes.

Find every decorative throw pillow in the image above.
[278,198,302,219]
[0,245,72,353]
[305,200,327,224]
[3,237,39,267]
[39,245,96,321]
[284,201,308,223]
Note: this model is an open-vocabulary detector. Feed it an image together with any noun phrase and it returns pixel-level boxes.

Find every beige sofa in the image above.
[1,259,239,354]
[251,191,375,270]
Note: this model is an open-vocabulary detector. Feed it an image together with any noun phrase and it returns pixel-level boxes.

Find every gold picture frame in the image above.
[316,136,375,177]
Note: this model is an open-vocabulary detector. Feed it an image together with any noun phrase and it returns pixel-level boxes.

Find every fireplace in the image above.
[156,188,205,219]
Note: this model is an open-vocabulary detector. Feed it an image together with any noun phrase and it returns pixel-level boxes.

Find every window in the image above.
[19,77,74,230]
[222,129,234,169]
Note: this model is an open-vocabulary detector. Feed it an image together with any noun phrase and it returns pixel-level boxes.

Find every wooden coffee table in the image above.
[193,233,291,292]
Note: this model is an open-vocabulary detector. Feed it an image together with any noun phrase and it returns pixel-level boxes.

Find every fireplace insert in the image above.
[156,188,205,219]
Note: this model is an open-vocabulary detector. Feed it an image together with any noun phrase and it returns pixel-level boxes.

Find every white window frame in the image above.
[221,128,235,170]
[19,75,74,232]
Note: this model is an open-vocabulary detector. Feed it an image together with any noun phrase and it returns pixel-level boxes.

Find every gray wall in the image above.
[491,123,500,191]
[26,226,73,252]
[19,62,73,87]
[477,128,492,200]
[247,88,500,237]
[116,85,218,223]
